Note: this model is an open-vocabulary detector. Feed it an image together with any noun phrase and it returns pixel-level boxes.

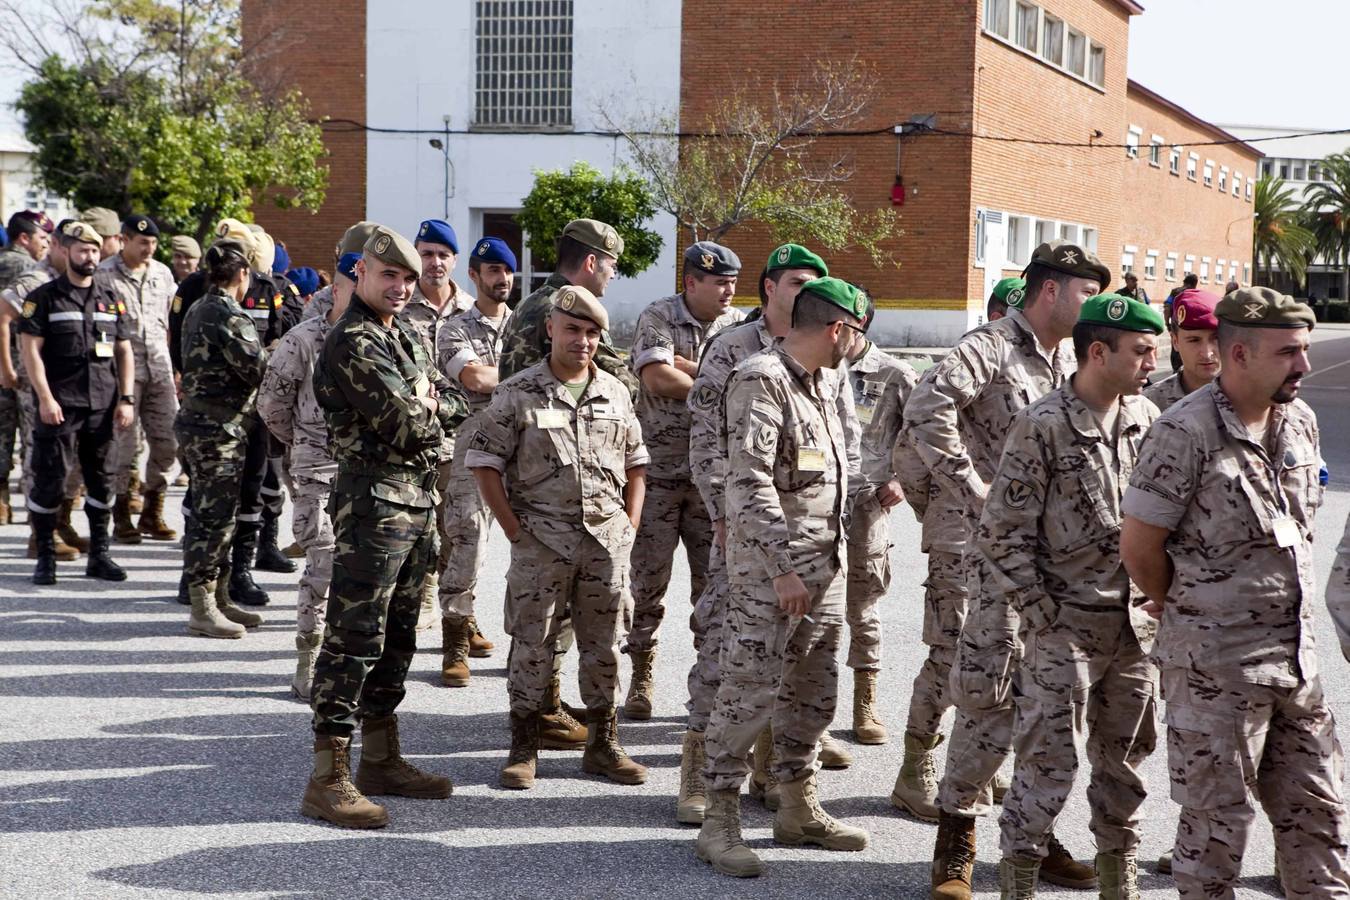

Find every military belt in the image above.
[181,395,248,421]
[335,466,437,494]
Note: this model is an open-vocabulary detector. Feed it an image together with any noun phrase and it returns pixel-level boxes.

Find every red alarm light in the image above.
[891,177,905,206]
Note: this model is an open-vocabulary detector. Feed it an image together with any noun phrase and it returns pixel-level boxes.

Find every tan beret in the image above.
[248,230,275,273]
[1216,286,1316,330]
[362,226,421,275]
[552,284,609,332]
[562,218,623,259]
[339,221,381,257]
[170,235,201,257]
[78,207,121,239]
[214,218,257,257]
[61,220,103,247]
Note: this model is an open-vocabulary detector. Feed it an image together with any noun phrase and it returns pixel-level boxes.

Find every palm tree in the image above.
[1254,175,1315,288]
[1303,152,1350,304]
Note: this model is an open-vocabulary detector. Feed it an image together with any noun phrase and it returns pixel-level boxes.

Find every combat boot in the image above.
[748,725,780,811]
[29,524,79,561]
[31,512,58,585]
[622,648,656,720]
[255,512,296,572]
[993,768,1012,803]
[440,615,471,687]
[127,471,143,515]
[539,675,587,750]
[84,510,126,581]
[468,616,494,657]
[354,714,453,799]
[301,735,388,829]
[696,788,764,878]
[500,711,539,789]
[1041,833,1097,889]
[1155,849,1172,875]
[819,731,853,769]
[891,731,944,822]
[852,668,889,744]
[175,571,190,605]
[112,494,142,544]
[676,729,708,825]
[999,857,1041,899]
[283,540,305,559]
[773,772,869,851]
[214,570,263,628]
[932,811,977,900]
[136,489,177,541]
[0,482,11,524]
[292,631,323,700]
[228,521,270,606]
[186,580,245,639]
[57,497,89,552]
[581,707,647,784]
[1095,851,1140,900]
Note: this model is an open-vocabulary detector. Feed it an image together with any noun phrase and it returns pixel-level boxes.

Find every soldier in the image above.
[1144,288,1220,412]
[303,227,463,830]
[79,208,124,261]
[436,236,516,687]
[467,285,649,790]
[622,240,744,720]
[910,240,1104,900]
[17,221,134,585]
[986,276,1025,323]
[169,235,201,283]
[840,293,921,745]
[258,252,357,698]
[986,293,1163,899]
[0,210,53,525]
[697,277,870,879]
[100,214,180,544]
[1121,288,1350,899]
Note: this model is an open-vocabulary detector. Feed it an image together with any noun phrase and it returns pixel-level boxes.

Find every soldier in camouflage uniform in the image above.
[697,278,871,879]
[436,237,516,687]
[988,294,1164,899]
[1122,287,1350,900]
[174,237,267,639]
[467,286,649,790]
[1144,288,1221,413]
[0,211,52,523]
[622,241,744,721]
[910,240,1105,900]
[303,227,465,830]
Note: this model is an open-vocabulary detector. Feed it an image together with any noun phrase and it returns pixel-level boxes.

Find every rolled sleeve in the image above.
[464,449,506,472]
[1120,486,1186,530]
[633,345,675,371]
[443,347,479,381]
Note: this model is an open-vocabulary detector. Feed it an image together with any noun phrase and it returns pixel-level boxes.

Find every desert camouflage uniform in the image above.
[309,295,466,737]
[464,360,647,714]
[1122,382,1350,898]
[257,316,338,634]
[903,307,1070,817]
[982,385,1159,860]
[0,247,36,491]
[435,303,511,617]
[704,346,849,790]
[625,293,743,653]
[99,255,179,494]
[302,284,334,323]
[1143,371,1189,412]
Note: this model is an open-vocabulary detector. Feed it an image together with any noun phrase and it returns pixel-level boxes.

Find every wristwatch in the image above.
[118,394,134,405]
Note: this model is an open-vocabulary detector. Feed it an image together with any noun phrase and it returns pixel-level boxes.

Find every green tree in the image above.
[517,161,664,278]
[1253,175,1316,287]
[1303,153,1350,303]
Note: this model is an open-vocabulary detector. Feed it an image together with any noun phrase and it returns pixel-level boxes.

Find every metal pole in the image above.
[442,121,450,220]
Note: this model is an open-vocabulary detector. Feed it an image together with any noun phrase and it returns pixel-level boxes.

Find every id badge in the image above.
[855,403,875,425]
[535,408,569,430]
[1272,517,1301,549]
[94,340,114,358]
[797,447,827,472]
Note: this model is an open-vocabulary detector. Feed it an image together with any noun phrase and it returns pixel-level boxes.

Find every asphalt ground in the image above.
[6,327,1350,898]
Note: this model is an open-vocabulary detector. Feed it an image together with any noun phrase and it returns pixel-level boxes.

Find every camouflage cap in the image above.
[1078,292,1164,334]
[60,220,103,247]
[766,243,827,277]
[170,235,202,257]
[562,218,623,259]
[683,240,741,275]
[798,276,866,320]
[992,276,1026,307]
[1216,286,1315,330]
[79,207,122,239]
[1028,239,1111,291]
[214,218,256,256]
[362,226,421,275]
[339,221,381,257]
[553,283,609,332]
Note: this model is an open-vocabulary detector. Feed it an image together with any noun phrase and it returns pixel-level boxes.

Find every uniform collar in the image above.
[1005,308,1061,364]
[411,279,466,316]
[772,342,828,400]
[849,341,881,375]
[540,359,600,407]
[1063,378,1149,440]
[1210,379,1288,453]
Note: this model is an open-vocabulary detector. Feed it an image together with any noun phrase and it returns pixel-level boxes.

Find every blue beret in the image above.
[286,266,319,297]
[415,219,458,253]
[336,252,361,282]
[471,236,517,272]
[272,244,290,275]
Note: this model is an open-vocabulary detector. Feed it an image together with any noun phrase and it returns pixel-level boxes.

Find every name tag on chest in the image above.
[854,404,875,425]
[797,447,827,472]
[535,408,570,429]
[1272,517,1301,549]
[94,340,115,358]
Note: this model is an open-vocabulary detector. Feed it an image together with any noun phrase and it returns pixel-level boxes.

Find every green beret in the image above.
[339,221,381,257]
[562,218,623,258]
[798,276,866,320]
[553,284,609,332]
[1078,292,1164,334]
[1216,286,1315,330]
[766,243,827,277]
[78,207,121,239]
[1028,239,1111,291]
[992,276,1026,308]
[362,226,421,275]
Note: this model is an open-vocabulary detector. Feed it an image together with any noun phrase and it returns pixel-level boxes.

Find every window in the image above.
[1144,251,1158,279]
[1082,227,1098,255]
[1217,259,1226,282]
[1058,222,1079,244]
[1007,215,1032,266]
[1309,162,1321,183]
[1229,262,1238,282]
[1149,135,1163,166]
[1279,162,1290,179]
[1125,126,1141,159]
[1184,254,1196,276]
[1015,2,1038,51]
[1041,14,1064,64]
[1232,170,1242,197]
[1203,161,1214,187]
[1120,249,1135,276]
[1169,145,1182,175]
[984,0,1011,37]
[1200,257,1211,282]
[974,209,988,265]
[1293,161,1306,181]
[474,0,574,130]
[1260,159,1274,178]
[1218,167,1228,193]
[1066,29,1086,76]
[1187,153,1198,180]
[1088,43,1105,87]
[1246,178,1254,201]
[1243,263,1251,284]
[1165,252,1177,281]
[1035,219,1056,247]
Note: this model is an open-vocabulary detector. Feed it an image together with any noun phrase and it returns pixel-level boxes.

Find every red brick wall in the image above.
[240,0,366,271]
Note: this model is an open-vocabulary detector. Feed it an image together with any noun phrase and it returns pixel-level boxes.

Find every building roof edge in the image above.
[1127,80,1262,160]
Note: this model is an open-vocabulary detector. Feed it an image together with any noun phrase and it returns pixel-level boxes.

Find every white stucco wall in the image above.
[365,0,682,331]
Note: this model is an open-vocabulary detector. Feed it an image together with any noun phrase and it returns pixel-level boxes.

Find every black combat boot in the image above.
[255,510,297,573]
[84,509,127,581]
[228,521,270,606]
[176,570,190,605]
[32,511,58,585]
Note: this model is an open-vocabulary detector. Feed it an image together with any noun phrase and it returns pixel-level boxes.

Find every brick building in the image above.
[243,0,1258,345]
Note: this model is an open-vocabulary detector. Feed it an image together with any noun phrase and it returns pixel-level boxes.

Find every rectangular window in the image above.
[1232,170,1242,197]
[1035,219,1056,247]
[1015,2,1039,52]
[1200,257,1211,282]
[1065,29,1086,76]
[1081,227,1098,255]
[1260,159,1274,177]
[1279,162,1290,179]
[984,0,1011,37]
[1246,178,1254,201]
[1088,43,1105,87]
[1218,167,1228,193]
[1308,162,1321,183]
[1184,254,1196,276]
[1293,161,1306,181]
[1165,253,1177,281]
[1217,259,1226,282]
[1148,135,1163,166]
[1229,262,1238,282]
[474,0,575,130]
[1243,263,1251,283]
[1169,145,1182,175]
[974,209,988,265]
[1203,161,1214,187]
[1120,249,1135,276]
[1144,251,1158,279]
[1058,222,1079,244]
[1007,215,1032,266]
[1125,126,1141,159]
[1041,14,1064,64]
[1187,153,1198,180]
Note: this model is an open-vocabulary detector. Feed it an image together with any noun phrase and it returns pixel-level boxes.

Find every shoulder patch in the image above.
[1003,479,1034,510]
[21,300,36,318]
[272,292,283,309]
[172,296,182,314]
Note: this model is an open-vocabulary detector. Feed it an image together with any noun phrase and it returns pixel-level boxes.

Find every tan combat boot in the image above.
[581,708,647,784]
[932,811,977,900]
[993,768,1012,803]
[1096,851,1140,900]
[748,725,780,811]
[354,714,453,799]
[1155,849,1173,874]
[136,489,178,541]
[1000,856,1041,899]
[440,615,471,687]
[539,675,587,750]
[301,735,389,829]
[112,494,142,544]
[467,616,494,658]
[622,648,656,720]
[57,498,90,552]
[676,729,707,825]
[1041,833,1097,889]
[187,580,245,639]
[891,731,943,822]
[696,788,764,878]
[29,524,79,561]
[0,483,10,525]
[214,575,263,629]
[283,540,305,559]
[819,731,853,769]
[852,668,889,744]
[292,631,323,700]
[773,772,869,851]
[500,711,539,789]
[127,471,143,515]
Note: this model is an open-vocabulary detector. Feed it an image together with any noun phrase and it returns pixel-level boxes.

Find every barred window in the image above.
[475,0,573,130]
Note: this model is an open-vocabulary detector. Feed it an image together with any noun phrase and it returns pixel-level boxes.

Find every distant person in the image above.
[1164,273,1199,370]
[1224,279,1240,296]
[1120,272,1151,305]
